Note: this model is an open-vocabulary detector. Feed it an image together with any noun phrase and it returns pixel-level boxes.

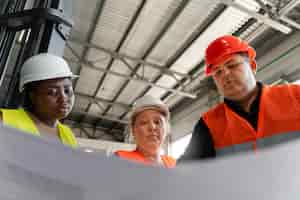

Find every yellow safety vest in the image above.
[0,108,78,148]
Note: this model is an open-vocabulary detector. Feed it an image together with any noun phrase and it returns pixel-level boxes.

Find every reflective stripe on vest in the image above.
[115,150,176,168]
[203,84,300,157]
[0,108,78,148]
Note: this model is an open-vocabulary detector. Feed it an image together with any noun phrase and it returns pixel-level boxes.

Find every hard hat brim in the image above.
[130,106,170,123]
[19,73,78,92]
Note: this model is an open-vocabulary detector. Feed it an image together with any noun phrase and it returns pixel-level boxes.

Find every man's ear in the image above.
[251,59,257,74]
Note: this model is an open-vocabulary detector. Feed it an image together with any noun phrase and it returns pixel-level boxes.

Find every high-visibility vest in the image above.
[115,150,176,168]
[203,84,300,156]
[0,108,78,148]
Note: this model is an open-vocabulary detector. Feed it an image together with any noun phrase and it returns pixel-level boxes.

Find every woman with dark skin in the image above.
[0,53,78,147]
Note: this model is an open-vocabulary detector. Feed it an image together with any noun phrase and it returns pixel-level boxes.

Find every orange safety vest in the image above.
[115,150,176,168]
[203,84,300,156]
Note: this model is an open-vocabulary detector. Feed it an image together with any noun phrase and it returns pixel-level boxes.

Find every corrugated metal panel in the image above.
[170,0,259,74]
[83,0,143,113]
[93,62,134,101]
[146,0,260,100]
[285,0,300,24]
[66,0,101,98]
[135,66,161,81]
[75,66,104,95]
[95,73,127,100]
[67,0,285,136]
[267,0,293,9]
[159,0,261,107]
[146,75,178,98]
[236,0,260,11]
[73,96,91,112]
[100,0,184,103]
[75,48,113,97]
[64,42,85,62]
[86,50,111,67]
[92,61,132,101]
[83,0,143,100]
[71,0,100,39]
[239,22,264,40]
[88,103,103,115]
[123,112,131,120]
[84,0,143,112]
[170,8,255,74]
[147,0,218,65]
[138,0,219,99]
[165,75,204,108]
[90,0,143,51]
[118,0,183,58]
[114,80,148,104]
[105,105,128,117]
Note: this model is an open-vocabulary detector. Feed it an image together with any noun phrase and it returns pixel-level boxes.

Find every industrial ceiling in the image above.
[63,0,300,142]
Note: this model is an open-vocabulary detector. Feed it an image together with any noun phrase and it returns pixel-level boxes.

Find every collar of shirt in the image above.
[223,82,263,130]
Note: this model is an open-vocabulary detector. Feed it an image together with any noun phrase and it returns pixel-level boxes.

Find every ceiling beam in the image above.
[161,7,266,103]
[66,58,197,98]
[65,119,124,133]
[278,0,300,16]
[162,0,299,103]
[71,110,128,124]
[68,37,190,79]
[103,0,194,135]
[80,0,148,127]
[139,4,227,106]
[75,92,131,109]
[73,0,106,88]
[221,0,291,34]
[102,0,192,117]
[115,4,227,121]
[164,3,296,112]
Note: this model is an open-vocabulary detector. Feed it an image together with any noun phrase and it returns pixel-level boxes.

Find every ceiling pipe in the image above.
[221,0,292,34]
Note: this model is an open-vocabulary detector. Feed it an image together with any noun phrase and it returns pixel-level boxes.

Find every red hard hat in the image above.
[205,35,256,75]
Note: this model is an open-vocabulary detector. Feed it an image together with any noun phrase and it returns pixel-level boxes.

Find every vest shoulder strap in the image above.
[0,108,77,148]
[57,122,78,148]
[0,108,39,135]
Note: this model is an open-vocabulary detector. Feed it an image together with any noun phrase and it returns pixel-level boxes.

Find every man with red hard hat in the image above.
[180,35,300,160]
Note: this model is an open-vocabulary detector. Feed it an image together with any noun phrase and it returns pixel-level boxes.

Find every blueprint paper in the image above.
[0,124,299,199]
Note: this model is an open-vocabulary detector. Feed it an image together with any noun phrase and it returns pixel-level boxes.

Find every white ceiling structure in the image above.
[63,0,300,142]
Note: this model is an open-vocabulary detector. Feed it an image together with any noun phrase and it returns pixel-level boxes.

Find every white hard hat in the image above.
[19,53,78,92]
[130,95,170,124]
